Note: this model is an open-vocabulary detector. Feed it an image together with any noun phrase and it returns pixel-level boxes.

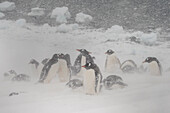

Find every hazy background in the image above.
[1,0,169,32]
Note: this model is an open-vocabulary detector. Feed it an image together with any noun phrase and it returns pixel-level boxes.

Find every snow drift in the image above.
[0,1,16,12]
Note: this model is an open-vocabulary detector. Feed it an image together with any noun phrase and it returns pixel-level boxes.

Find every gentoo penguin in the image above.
[3,70,16,80]
[143,57,162,76]
[72,49,94,77]
[39,54,59,83]
[41,58,50,65]
[66,79,83,89]
[82,62,102,95]
[29,59,43,78]
[103,75,127,90]
[12,74,30,82]
[8,70,30,81]
[57,53,71,82]
[120,60,137,73]
[105,49,121,73]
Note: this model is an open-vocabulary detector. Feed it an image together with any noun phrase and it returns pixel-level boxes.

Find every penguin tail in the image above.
[116,81,128,87]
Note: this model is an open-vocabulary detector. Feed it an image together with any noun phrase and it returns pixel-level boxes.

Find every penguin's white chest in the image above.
[105,54,120,73]
[29,64,43,78]
[29,64,38,77]
[44,63,59,83]
[57,59,70,82]
[83,69,96,95]
[147,61,161,76]
[81,56,86,66]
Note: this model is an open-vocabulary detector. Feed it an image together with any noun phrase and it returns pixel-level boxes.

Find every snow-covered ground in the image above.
[0,20,170,113]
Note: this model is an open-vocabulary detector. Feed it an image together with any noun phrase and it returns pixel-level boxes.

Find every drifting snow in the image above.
[50,7,71,24]
[15,19,26,27]
[106,25,124,34]
[57,23,79,33]
[0,12,5,18]
[0,20,170,113]
[75,12,93,24]
[0,1,16,12]
[28,7,45,17]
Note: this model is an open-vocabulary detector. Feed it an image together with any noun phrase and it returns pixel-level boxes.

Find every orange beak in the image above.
[76,49,80,51]
[82,65,85,68]
[88,52,92,54]
[105,52,107,54]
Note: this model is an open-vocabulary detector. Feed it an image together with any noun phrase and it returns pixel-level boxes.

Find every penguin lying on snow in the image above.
[103,75,127,90]
[7,70,30,81]
[82,62,102,95]
[71,49,94,77]
[66,79,83,89]
[3,70,16,80]
[38,54,59,83]
[120,60,137,73]
[142,57,162,76]
[57,53,71,82]
[105,49,121,73]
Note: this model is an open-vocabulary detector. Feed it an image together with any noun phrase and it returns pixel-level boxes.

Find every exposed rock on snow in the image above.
[50,7,71,24]
[131,31,158,46]
[28,7,45,17]
[57,23,79,33]
[0,1,16,12]
[0,12,5,18]
[75,12,93,24]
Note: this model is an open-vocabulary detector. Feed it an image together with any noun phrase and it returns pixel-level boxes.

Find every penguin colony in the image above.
[4,49,162,95]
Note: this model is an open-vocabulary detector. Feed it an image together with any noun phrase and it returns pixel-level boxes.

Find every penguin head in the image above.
[82,62,94,70]
[51,54,60,60]
[8,70,17,75]
[105,49,114,55]
[76,49,91,56]
[58,53,65,59]
[29,59,38,64]
[143,57,159,64]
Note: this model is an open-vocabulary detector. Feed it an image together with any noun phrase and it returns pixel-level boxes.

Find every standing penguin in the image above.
[142,57,162,76]
[38,54,59,83]
[105,49,121,73]
[82,62,102,95]
[120,60,137,73]
[72,49,94,77]
[57,53,71,82]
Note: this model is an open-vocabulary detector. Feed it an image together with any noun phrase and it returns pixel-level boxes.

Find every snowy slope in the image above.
[0,20,170,113]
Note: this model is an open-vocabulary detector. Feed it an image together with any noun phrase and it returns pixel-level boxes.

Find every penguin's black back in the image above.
[73,54,94,74]
[39,54,59,82]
